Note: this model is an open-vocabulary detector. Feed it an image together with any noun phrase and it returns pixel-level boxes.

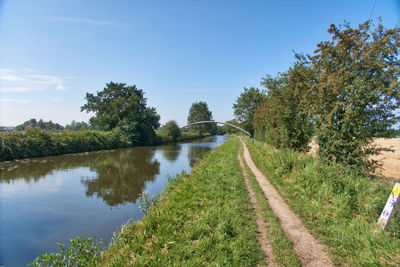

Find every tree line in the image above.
[10,81,221,156]
[232,21,400,174]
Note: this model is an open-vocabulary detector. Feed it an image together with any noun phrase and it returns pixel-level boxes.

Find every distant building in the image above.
[0,126,15,132]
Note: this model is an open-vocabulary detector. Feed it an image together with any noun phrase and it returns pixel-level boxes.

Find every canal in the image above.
[0,135,229,266]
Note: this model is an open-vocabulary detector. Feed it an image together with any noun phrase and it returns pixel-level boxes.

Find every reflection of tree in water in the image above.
[82,147,160,206]
[188,145,211,168]
[161,144,181,163]
[0,152,103,183]
[0,147,160,207]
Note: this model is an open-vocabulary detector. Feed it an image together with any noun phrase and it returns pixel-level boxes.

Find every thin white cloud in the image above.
[51,98,62,102]
[39,16,133,27]
[0,69,67,93]
[0,98,29,104]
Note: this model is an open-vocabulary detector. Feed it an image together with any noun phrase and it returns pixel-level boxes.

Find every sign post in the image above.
[378,183,400,230]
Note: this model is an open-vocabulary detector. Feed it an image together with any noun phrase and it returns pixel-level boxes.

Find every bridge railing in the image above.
[180,121,251,136]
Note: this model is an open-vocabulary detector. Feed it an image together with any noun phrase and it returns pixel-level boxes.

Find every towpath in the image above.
[239,138,334,267]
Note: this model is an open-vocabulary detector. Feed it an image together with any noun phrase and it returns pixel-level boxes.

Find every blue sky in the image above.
[0,0,399,127]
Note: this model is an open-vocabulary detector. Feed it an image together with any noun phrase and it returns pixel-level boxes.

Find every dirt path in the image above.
[238,152,277,267]
[240,139,334,267]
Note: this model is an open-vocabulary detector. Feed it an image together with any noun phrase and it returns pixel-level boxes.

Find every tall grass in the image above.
[243,136,400,265]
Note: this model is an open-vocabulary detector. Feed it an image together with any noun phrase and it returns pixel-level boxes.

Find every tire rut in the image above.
[238,152,277,267]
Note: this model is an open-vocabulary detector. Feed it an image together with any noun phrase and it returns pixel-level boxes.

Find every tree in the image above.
[306,21,400,172]
[65,120,90,131]
[233,87,266,135]
[254,56,314,151]
[187,102,216,135]
[81,82,160,145]
[161,120,182,141]
[15,118,64,131]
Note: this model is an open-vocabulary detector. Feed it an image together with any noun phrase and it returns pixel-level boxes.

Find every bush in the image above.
[160,120,182,141]
[30,237,100,267]
[0,129,130,161]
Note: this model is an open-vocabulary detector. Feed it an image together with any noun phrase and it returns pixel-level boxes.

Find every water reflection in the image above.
[161,144,181,163]
[188,145,212,168]
[0,148,160,206]
[82,147,160,206]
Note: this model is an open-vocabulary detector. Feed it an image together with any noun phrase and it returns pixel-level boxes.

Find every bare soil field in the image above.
[308,138,400,180]
[371,138,400,180]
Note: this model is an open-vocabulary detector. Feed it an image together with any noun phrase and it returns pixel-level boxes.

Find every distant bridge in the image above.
[181,121,251,136]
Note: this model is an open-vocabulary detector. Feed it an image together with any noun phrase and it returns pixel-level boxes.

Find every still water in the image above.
[0,135,229,266]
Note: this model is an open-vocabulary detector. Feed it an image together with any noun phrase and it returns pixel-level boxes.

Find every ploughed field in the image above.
[308,138,400,180]
[371,138,400,180]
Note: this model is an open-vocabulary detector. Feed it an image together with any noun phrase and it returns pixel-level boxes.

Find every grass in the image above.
[239,144,302,266]
[100,138,265,266]
[242,136,400,266]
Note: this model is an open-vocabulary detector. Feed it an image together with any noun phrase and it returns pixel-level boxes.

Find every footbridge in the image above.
[181,121,251,136]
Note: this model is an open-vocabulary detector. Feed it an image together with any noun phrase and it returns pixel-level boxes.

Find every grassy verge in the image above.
[242,136,400,266]
[239,144,302,266]
[100,138,265,266]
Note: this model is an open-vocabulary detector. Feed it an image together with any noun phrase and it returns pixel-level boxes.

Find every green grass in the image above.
[242,136,400,266]
[239,144,302,266]
[100,138,265,266]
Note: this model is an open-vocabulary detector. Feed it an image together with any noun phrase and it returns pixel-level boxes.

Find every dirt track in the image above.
[238,152,277,266]
[240,139,334,267]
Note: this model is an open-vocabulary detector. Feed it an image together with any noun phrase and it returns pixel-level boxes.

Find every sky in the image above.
[0,0,399,127]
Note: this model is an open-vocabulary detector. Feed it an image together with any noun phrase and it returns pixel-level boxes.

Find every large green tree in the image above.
[307,21,400,172]
[233,87,266,135]
[254,56,314,151]
[81,82,160,145]
[187,101,216,135]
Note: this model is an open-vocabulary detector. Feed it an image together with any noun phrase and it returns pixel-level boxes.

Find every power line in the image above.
[369,0,377,21]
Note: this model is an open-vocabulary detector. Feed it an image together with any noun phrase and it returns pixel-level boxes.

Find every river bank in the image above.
[0,128,208,162]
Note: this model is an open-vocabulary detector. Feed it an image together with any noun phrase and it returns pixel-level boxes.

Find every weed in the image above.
[138,191,161,215]
[29,237,100,267]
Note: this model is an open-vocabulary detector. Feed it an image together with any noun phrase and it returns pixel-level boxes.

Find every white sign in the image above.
[378,183,400,230]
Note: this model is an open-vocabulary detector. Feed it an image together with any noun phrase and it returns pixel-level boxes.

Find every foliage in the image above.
[81,82,160,145]
[187,101,217,135]
[221,119,241,134]
[138,191,161,215]
[243,137,400,266]
[15,118,64,131]
[100,139,265,266]
[65,120,91,131]
[233,87,266,135]
[160,120,182,141]
[304,21,400,172]
[253,56,314,151]
[0,128,129,161]
[30,237,100,267]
